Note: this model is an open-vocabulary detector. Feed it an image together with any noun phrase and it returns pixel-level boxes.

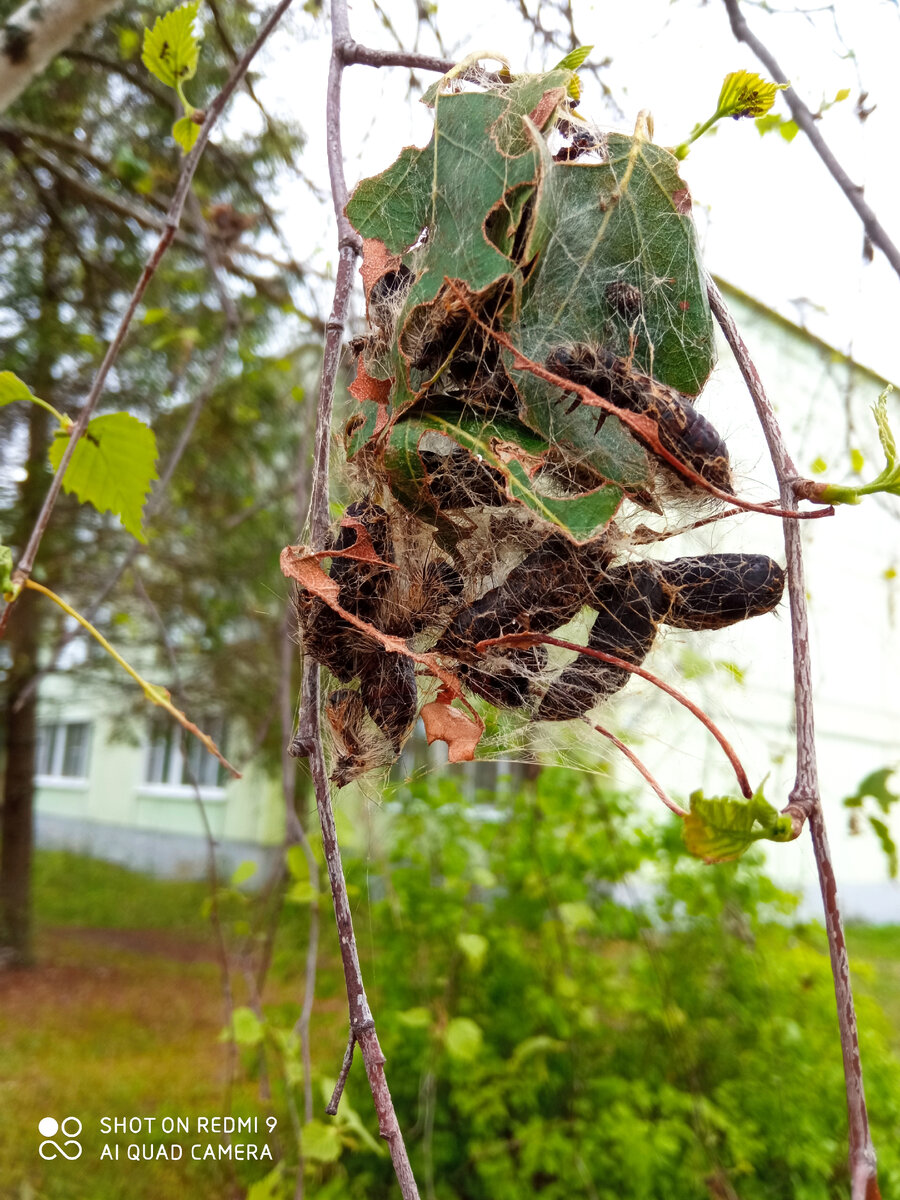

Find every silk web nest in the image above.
[287,61,785,788]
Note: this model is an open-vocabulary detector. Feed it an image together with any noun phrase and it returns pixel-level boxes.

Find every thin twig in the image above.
[478,631,753,798]
[25,579,239,777]
[287,3,421,1195]
[587,719,688,817]
[720,0,900,282]
[326,1030,357,1115]
[338,41,454,74]
[707,277,880,1200]
[0,0,297,638]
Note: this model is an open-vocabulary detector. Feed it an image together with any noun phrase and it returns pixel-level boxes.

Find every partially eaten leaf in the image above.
[684,788,794,863]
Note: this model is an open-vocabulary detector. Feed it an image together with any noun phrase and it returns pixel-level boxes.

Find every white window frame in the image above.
[138,717,228,802]
[34,720,92,789]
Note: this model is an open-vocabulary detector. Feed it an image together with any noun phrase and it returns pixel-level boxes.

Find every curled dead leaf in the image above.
[421,699,484,763]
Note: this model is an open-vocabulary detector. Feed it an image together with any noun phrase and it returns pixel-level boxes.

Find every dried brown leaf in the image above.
[421,698,484,762]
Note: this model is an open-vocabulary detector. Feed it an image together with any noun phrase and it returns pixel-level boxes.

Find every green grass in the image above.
[33,850,212,934]
[845,923,900,1054]
[2,851,349,1200]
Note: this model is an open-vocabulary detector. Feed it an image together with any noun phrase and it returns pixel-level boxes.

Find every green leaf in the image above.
[834,87,851,103]
[716,70,788,119]
[231,860,257,886]
[850,448,865,473]
[224,1006,264,1046]
[285,879,319,905]
[246,1165,287,1200]
[444,1016,483,1061]
[142,307,170,325]
[382,409,622,542]
[142,2,201,89]
[172,114,200,153]
[118,27,142,61]
[818,386,900,504]
[558,900,595,930]
[683,788,794,863]
[555,46,593,72]
[456,932,489,969]
[509,1035,565,1070]
[868,817,898,878]
[302,1119,342,1163]
[0,370,39,407]
[48,412,159,543]
[507,135,714,502]
[285,843,308,879]
[843,767,898,815]
[778,120,800,143]
[0,543,13,596]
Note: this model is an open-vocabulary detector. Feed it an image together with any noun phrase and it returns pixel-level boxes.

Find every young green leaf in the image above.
[555,45,593,72]
[554,45,592,98]
[172,114,201,152]
[301,1119,343,1164]
[141,2,201,90]
[48,412,159,543]
[0,370,38,407]
[815,386,900,504]
[0,370,69,425]
[231,860,257,887]
[684,788,793,863]
[223,1005,264,1046]
[717,70,788,119]
[676,70,788,158]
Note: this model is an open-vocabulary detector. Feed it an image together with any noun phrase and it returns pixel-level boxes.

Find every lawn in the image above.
[0,852,350,1200]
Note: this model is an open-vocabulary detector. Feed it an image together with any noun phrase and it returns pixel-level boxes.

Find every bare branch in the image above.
[0,0,297,638]
[338,41,454,74]
[720,0,900,282]
[707,276,881,1200]
[286,3,421,1195]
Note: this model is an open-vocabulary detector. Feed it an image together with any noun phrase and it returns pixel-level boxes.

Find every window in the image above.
[143,717,227,792]
[35,721,91,782]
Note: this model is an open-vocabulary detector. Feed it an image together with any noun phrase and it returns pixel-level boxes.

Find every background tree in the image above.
[0,0,318,963]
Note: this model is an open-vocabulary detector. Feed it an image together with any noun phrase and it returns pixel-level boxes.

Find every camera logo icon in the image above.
[38,1117,83,1160]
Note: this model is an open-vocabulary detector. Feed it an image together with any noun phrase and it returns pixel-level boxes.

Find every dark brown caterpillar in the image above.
[296,500,419,781]
[546,344,733,492]
[537,553,784,721]
[435,532,612,661]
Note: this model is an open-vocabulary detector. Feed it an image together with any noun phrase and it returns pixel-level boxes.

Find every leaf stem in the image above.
[24,579,240,779]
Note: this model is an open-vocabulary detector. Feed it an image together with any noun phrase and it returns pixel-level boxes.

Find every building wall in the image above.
[34,671,285,878]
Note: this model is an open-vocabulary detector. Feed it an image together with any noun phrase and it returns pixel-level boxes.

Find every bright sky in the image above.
[261,0,900,384]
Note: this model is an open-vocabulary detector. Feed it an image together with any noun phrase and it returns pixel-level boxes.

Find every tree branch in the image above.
[720,0,900,282]
[0,0,122,115]
[0,0,297,638]
[707,276,880,1200]
[286,3,420,1196]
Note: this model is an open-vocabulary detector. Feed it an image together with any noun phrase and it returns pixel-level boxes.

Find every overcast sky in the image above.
[259,0,900,386]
